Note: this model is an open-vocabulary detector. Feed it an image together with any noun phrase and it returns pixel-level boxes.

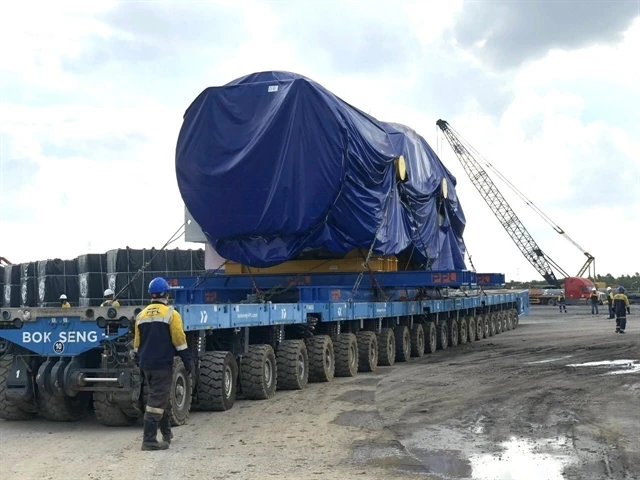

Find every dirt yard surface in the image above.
[0,306,638,480]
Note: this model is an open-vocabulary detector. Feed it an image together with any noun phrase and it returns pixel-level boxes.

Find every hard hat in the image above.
[592,287,596,291]
[103,289,115,297]
[59,294,67,300]
[148,277,170,295]
[618,286,626,292]
[606,287,612,291]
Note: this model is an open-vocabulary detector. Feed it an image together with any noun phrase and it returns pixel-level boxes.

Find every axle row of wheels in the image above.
[0,309,519,425]
[193,309,519,411]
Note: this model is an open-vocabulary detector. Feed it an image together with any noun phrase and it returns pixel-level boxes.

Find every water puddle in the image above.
[469,437,572,480]
[567,359,640,375]
[379,428,576,479]
[526,355,573,364]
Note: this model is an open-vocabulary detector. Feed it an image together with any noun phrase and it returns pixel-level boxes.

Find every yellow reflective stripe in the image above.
[146,406,165,415]
[137,316,171,325]
[175,343,188,351]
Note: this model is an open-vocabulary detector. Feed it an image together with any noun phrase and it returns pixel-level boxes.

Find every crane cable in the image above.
[445,124,592,258]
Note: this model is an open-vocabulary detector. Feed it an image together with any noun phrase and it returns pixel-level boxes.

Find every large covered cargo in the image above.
[176,71,467,269]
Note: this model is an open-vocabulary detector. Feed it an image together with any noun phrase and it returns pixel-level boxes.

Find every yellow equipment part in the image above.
[225,252,398,275]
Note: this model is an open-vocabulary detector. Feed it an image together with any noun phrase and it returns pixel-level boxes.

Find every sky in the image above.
[1,0,639,282]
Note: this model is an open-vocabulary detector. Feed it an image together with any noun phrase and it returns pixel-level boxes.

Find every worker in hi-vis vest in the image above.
[59,294,71,308]
[100,289,121,307]
[133,277,193,451]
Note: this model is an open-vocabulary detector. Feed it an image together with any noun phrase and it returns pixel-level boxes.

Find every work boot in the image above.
[141,415,169,451]
[159,412,174,444]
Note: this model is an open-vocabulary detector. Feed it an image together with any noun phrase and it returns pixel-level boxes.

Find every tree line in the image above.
[506,272,640,291]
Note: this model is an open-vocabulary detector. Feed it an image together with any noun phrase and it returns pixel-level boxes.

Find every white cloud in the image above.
[1,1,639,283]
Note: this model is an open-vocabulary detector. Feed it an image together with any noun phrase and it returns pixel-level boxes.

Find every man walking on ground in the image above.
[558,290,567,313]
[606,287,615,319]
[133,277,193,450]
[613,286,631,334]
[589,288,599,315]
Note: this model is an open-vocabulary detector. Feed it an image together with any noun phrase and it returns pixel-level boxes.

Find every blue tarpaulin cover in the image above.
[176,71,467,270]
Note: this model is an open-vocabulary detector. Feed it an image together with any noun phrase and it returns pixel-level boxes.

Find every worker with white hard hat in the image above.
[101,289,120,307]
[589,287,599,315]
[59,294,71,308]
[606,287,615,319]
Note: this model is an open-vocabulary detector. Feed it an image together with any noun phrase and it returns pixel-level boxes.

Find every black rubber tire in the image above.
[277,340,309,389]
[511,309,519,329]
[0,355,36,421]
[377,328,396,366]
[335,333,358,377]
[197,351,237,410]
[505,312,513,331]
[547,298,557,306]
[502,312,509,332]
[495,313,503,334]
[447,319,459,347]
[241,344,277,399]
[394,326,411,362]
[168,356,192,426]
[467,317,476,343]
[476,316,484,341]
[488,314,496,337]
[93,392,138,426]
[458,317,468,345]
[356,331,378,373]
[410,324,425,358]
[38,388,90,422]
[308,335,335,382]
[425,322,437,354]
[437,322,448,350]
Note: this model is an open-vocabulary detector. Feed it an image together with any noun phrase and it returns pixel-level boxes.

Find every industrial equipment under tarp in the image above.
[176,71,467,270]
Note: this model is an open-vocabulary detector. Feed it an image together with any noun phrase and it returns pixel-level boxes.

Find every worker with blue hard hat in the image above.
[133,276,193,450]
[613,286,631,334]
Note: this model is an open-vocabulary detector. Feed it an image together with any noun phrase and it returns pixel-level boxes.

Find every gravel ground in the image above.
[0,306,637,480]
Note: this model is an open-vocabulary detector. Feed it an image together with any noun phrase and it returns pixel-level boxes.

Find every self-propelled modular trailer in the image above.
[0,269,529,425]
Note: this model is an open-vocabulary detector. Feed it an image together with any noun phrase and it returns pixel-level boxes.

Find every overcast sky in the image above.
[1,0,639,281]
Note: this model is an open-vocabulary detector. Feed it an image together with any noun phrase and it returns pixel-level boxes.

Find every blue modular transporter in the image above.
[0,269,529,425]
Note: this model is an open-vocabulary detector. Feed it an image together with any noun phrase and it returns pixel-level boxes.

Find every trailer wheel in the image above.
[495,313,503,334]
[488,314,496,337]
[196,351,237,410]
[335,333,358,377]
[308,335,335,382]
[547,298,557,306]
[476,316,485,340]
[0,355,36,421]
[377,328,396,366]
[38,388,89,422]
[447,319,459,347]
[276,340,309,389]
[458,318,468,345]
[394,326,411,362]
[511,310,519,328]
[505,313,513,331]
[502,312,509,332]
[437,322,448,350]
[167,356,193,426]
[425,322,437,354]
[467,317,476,342]
[241,344,277,398]
[356,331,377,373]
[410,324,425,358]
[93,392,139,426]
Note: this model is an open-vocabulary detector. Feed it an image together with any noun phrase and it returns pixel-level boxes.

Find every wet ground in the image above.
[0,306,638,480]
[371,306,640,480]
